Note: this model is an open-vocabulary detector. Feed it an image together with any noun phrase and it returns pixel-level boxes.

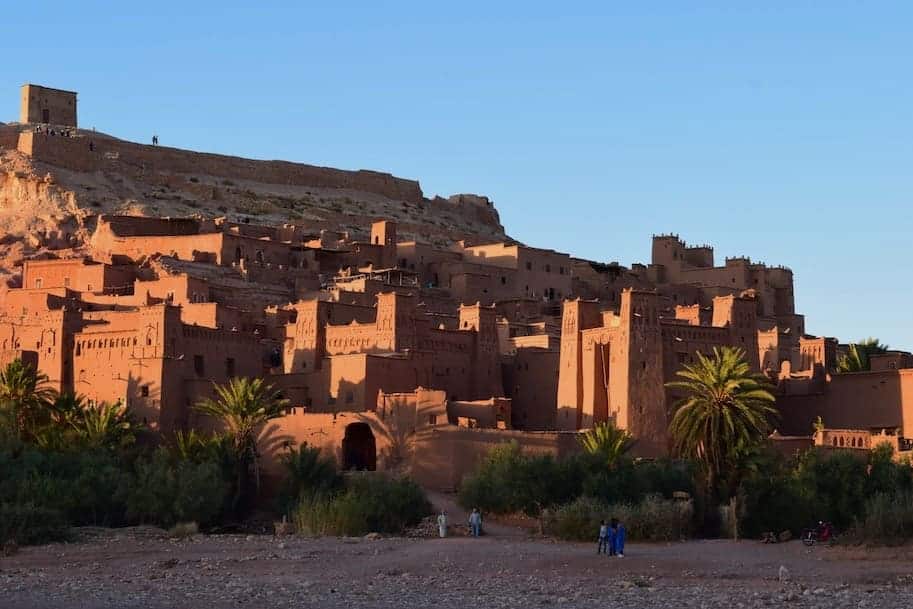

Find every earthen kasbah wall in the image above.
[0,124,19,149]
[18,131,425,203]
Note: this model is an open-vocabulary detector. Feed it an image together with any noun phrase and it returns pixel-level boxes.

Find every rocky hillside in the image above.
[0,127,507,284]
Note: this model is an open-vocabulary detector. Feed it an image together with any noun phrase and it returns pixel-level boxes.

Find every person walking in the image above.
[437,511,448,538]
[469,508,482,537]
[597,520,609,554]
[611,517,626,558]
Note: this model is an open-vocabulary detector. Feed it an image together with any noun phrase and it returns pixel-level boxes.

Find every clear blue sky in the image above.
[4,2,911,348]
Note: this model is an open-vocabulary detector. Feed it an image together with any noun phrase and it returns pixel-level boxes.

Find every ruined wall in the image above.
[23,133,424,203]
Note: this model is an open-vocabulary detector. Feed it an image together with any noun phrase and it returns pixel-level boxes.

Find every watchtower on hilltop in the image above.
[20,84,77,127]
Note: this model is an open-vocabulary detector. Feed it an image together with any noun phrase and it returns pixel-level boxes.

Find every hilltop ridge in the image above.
[0,122,506,283]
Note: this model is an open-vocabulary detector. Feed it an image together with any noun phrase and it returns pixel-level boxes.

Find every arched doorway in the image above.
[342,422,376,471]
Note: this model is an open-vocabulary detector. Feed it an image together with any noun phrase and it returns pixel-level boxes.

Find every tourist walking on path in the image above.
[469,508,482,537]
[597,520,609,554]
[437,511,448,538]
[611,518,626,557]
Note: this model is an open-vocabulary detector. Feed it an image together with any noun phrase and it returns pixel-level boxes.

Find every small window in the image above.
[545,264,551,273]
[193,355,205,377]
[500,276,506,285]
[525,261,532,270]
[140,385,150,397]
[345,391,354,404]
[428,414,438,425]
[34,278,43,288]
[225,357,236,378]
[63,277,70,287]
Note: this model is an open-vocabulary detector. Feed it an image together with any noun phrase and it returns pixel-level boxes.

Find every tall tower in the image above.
[376,292,415,352]
[556,299,601,430]
[617,289,666,456]
[459,303,503,399]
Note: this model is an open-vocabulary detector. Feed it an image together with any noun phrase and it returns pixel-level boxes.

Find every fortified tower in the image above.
[20,84,77,127]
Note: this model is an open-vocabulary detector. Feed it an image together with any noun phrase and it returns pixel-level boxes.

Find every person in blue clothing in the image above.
[610,517,626,558]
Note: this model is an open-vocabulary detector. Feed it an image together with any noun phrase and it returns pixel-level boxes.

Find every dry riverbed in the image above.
[2,527,913,608]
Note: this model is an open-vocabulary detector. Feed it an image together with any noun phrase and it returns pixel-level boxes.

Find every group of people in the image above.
[34,124,75,137]
[597,518,626,557]
[436,508,483,538]
[434,509,627,558]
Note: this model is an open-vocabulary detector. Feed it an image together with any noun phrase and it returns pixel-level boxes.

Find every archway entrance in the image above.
[342,422,376,470]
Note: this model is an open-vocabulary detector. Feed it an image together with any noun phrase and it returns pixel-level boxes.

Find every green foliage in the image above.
[578,421,633,468]
[0,502,69,545]
[457,442,587,516]
[666,346,777,498]
[548,495,693,542]
[195,377,289,507]
[124,450,227,528]
[583,458,695,506]
[852,492,913,545]
[0,359,57,444]
[738,468,814,538]
[293,474,430,536]
[836,338,889,373]
[276,444,342,515]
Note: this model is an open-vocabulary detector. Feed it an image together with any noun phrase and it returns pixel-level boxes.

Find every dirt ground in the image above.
[3,526,913,609]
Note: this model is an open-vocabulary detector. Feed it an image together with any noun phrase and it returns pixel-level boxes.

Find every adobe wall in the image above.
[502,347,559,430]
[94,232,225,265]
[777,370,913,437]
[101,215,202,237]
[411,427,581,491]
[23,133,424,203]
[19,132,98,172]
[0,125,19,150]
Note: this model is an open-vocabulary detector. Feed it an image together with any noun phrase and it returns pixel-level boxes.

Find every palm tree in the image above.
[666,346,777,498]
[836,338,889,373]
[71,400,137,449]
[195,377,289,504]
[0,359,57,442]
[578,421,633,468]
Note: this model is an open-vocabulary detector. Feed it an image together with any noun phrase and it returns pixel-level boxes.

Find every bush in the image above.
[0,503,69,545]
[276,444,342,515]
[851,492,913,545]
[739,472,814,538]
[548,495,693,542]
[294,474,430,536]
[124,451,227,528]
[583,458,695,506]
[458,442,586,516]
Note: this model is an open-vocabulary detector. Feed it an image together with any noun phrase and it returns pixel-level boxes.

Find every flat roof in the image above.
[21,83,78,95]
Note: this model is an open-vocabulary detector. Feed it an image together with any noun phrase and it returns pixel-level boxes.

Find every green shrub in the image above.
[739,472,814,538]
[458,442,586,516]
[0,502,69,545]
[582,458,694,506]
[795,449,874,530]
[294,474,430,536]
[549,495,693,542]
[276,444,342,515]
[124,451,227,528]
[851,492,913,545]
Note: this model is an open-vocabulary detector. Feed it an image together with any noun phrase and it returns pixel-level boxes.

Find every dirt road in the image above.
[2,527,913,608]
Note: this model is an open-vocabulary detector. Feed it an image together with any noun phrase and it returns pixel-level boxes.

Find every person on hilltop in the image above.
[597,519,609,554]
[610,517,626,558]
[437,510,448,538]
[469,508,482,537]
